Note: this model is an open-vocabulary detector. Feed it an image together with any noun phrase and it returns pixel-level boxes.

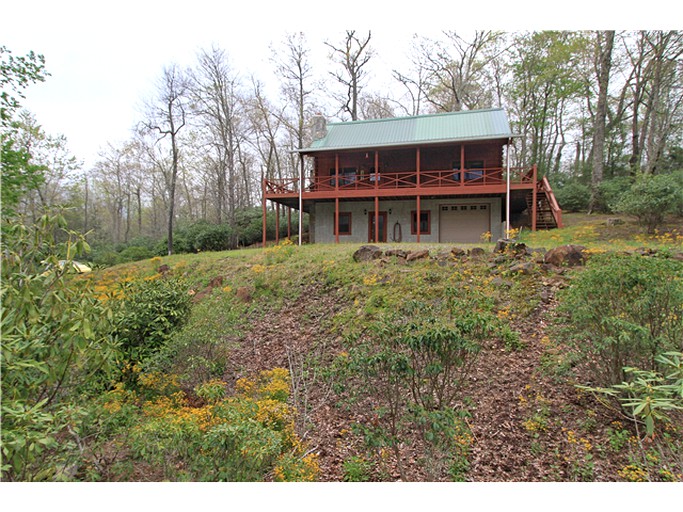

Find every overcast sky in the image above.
[3,0,679,171]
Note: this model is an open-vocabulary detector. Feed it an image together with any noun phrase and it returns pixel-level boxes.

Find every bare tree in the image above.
[325,30,373,121]
[190,46,248,234]
[417,31,506,112]
[142,64,189,255]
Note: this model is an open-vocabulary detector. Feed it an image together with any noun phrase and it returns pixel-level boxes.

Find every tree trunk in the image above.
[588,31,615,213]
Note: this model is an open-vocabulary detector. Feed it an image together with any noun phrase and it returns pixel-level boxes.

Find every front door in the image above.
[368,212,388,243]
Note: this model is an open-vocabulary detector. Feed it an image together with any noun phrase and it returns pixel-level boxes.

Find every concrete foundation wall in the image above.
[313,197,503,244]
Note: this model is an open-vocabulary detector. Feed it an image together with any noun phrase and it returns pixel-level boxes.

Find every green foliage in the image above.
[343,455,373,482]
[598,176,633,213]
[558,253,683,386]
[555,181,590,212]
[580,352,683,438]
[1,212,119,481]
[1,47,49,217]
[613,172,683,233]
[339,296,498,480]
[118,368,317,481]
[114,275,192,364]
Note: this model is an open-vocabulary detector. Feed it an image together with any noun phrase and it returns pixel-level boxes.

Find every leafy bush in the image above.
[114,275,192,364]
[156,221,236,254]
[1,212,120,481]
[580,352,683,438]
[598,176,633,213]
[555,181,590,212]
[340,297,498,480]
[121,368,318,481]
[558,253,683,386]
[613,173,683,233]
[118,245,154,262]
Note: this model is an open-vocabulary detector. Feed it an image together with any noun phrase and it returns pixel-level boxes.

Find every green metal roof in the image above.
[301,108,513,153]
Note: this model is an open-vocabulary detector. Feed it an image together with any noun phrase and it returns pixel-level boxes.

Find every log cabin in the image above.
[262,108,562,245]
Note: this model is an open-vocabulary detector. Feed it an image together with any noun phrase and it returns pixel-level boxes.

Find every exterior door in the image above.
[368,212,388,242]
[439,204,490,243]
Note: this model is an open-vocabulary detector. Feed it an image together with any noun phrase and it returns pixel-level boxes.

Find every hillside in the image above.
[73,214,683,481]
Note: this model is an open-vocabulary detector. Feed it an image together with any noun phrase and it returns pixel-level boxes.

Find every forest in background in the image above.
[2,30,683,262]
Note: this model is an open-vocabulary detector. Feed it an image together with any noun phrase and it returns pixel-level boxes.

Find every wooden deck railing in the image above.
[540,175,564,228]
[265,166,536,196]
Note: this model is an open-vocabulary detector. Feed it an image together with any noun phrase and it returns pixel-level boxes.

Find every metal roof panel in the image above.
[304,108,512,153]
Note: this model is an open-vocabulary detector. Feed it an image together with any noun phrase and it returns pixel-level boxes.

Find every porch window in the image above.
[411,210,431,235]
[335,212,352,235]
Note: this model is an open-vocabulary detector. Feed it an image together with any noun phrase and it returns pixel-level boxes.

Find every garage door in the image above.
[439,204,490,243]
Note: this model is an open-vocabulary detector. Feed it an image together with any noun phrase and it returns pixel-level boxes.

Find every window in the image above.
[411,210,431,235]
[335,212,352,235]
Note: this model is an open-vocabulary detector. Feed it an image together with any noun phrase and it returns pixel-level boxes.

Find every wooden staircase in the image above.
[526,176,563,230]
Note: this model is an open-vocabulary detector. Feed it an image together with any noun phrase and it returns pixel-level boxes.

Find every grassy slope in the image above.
[90,213,683,481]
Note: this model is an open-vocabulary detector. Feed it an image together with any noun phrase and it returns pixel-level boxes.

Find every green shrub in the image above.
[580,352,683,439]
[598,176,633,213]
[613,173,683,233]
[558,253,683,386]
[1,212,120,481]
[555,182,590,212]
[114,275,192,364]
[118,245,154,262]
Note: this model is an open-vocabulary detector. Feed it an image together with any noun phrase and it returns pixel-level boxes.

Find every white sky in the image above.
[3,0,679,171]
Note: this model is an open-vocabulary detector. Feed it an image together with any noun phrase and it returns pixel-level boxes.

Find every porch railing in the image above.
[264,166,536,196]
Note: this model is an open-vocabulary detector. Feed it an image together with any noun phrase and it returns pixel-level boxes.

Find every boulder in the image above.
[353,245,383,262]
[493,239,528,256]
[606,218,624,226]
[468,247,487,258]
[406,249,430,262]
[451,247,467,257]
[385,249,408,259]
[235,286,252,303]
[544,245,587,267]
[508,261,536,275]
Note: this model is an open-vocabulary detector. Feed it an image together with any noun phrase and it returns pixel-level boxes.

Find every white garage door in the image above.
[439,204,491,243]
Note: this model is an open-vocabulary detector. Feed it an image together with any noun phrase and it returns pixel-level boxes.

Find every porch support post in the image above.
[335,153,339,193]
[460,144,465,185]
[287,207,291,239]
[335,197,339,244]
[275,203,280,244]
[416,147,421,243]
[298,154,304,246]
[506,137,511,237]
[374,151,379,243]
[374,196,379,243]
[262,177,267,248]
[531,164,538,232]
[416,195,421,243]
[416,147,421,188]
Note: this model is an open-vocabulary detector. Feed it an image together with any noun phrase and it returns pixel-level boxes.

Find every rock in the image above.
[385,249,408,259]
[606,218,624,226]
[634,247,657,257]
[508,261,535,275]
[451,247,467,257]
[353,245,383,262]
[544,245,587,267]
[493,239,528,256]
[469,247,486,258]
[491,277,512,288]
[235,286,252,302]
[406,249,430,262]
[208,275,224,288]
[158,264,171,274]
[672,252,683,262]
